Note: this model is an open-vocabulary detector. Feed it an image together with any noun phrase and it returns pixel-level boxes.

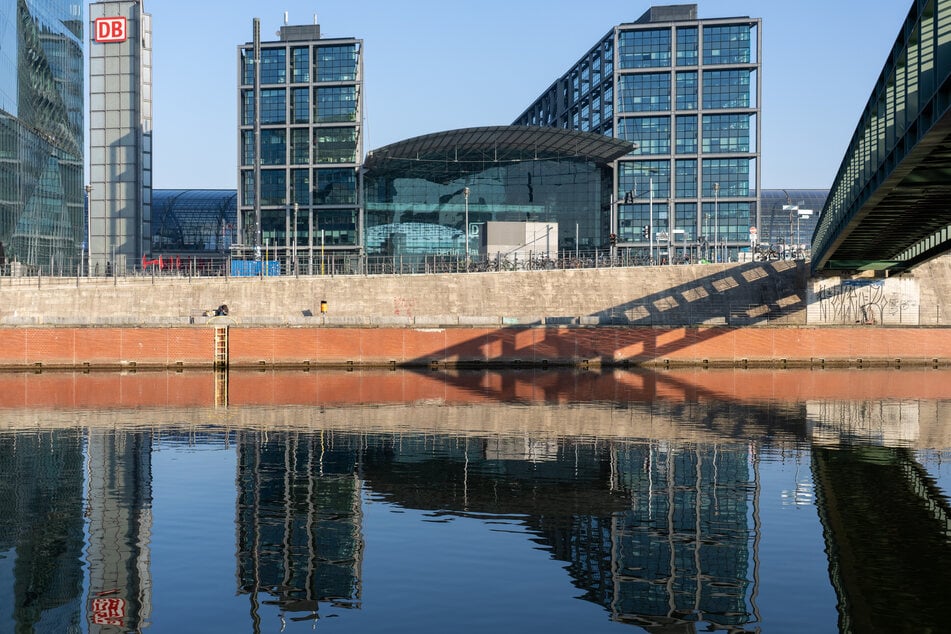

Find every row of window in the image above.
[254,208,357,246]
[241,127,358,166]
[241,44,360,85]
[618,158,753,199]
[240,167,358,207]
[618,25,754,70]
[616,114,753,155]
[616,200,754,243]
[241,86,358,125]
[618,70,753,113]
[529,68,754,132]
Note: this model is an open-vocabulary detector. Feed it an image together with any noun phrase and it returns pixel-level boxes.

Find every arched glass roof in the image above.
[363,126,635,183]
[152,189,237,253]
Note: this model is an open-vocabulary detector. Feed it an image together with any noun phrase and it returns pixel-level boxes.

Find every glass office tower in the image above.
[237,20,363,259]
[515,4,761,263]
[0,0,84,274]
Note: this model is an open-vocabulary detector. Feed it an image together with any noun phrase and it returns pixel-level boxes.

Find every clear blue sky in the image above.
[137,0,912,190]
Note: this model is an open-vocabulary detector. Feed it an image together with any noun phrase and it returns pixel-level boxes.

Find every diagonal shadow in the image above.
[404,260,808,375]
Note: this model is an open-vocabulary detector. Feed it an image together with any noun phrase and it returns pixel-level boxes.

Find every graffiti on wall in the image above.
[808,277,920,325]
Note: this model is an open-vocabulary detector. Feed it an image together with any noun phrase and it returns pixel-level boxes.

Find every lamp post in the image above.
[713,182,720,263]
[648,175,654,264]
[84,184,92,277]
[293,202,299,276]
[463,186,470,268]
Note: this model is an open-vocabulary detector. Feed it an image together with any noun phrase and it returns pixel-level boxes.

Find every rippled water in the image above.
[1,368,950,633]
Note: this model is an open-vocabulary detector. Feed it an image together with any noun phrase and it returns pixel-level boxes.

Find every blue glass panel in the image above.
[617,117,670,155]
[619,29,671,69]
[619,73,670,113]
[702,70,751,109]
[703,25,752,65]
[676,27,698,67]
[317,44,358,82]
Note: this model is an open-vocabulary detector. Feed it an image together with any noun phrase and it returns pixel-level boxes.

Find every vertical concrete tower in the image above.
[88,1,152,274]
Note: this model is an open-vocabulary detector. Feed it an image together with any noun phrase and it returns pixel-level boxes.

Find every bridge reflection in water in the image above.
[0,368,949,632]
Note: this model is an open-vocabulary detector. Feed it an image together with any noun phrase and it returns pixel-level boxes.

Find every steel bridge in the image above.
[812,0,951,274]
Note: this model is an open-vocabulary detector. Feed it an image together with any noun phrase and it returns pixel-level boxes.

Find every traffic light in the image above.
[642,224,650,239]
[623,190,634,204]
[609,233,617,246]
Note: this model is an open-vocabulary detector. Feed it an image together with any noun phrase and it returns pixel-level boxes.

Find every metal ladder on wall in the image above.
[214,326,229,369]
[214,326,229,408]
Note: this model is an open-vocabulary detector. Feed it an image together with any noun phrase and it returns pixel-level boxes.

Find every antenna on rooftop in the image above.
[284,11,289,25]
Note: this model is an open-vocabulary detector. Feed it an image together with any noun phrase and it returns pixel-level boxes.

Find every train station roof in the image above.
[363,126,634,182]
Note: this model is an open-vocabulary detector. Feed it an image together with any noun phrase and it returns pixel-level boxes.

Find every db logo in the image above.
[95,17,127,43]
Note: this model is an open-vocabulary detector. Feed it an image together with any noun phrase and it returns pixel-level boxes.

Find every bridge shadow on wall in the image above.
[406,259,808,371]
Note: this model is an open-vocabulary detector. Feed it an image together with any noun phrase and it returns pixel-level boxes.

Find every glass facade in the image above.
[514,5,761,263]
[151,190,238,254]
[760,189,828,259]
[238,25,362,253]
[362,128,630,263]
[0,0,84,273]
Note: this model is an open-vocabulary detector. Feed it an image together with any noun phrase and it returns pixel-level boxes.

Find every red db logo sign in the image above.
[95,17,127,43]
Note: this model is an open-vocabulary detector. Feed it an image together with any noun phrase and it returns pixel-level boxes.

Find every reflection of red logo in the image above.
[95,17,127,43]
[90,597,126,626]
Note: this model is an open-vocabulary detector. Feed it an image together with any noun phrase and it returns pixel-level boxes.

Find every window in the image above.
[260,129,285,165]
[292,88,309,124]
[259,89,286,125]
[618,117,670,155]
[292,169,310,205]
[676,27,698,66]
[702,114,750,153]
[619,160,670,199]
[315,127,357,164]
[703,25,752,65]
[619,29,671,69]
[675,71,697,110]
[241,131,254,166]
[316,44,358,82]
[316,86,357,123]
[291,128,309,165]
[702,158,751,197]
[260,169,286,206]
[291,47,309,83]
[702,70,751,109]
[619,73,670,113]
[675,115,697,154]
[259,48,286,84]
[675,159,697,197]
[315,168,357,205]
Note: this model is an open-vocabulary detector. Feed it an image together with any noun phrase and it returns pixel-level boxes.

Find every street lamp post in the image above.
[648,176,654,264]
[84,184,92,277]
[293,202,299,276]
[463,186,470,269]
[713,183,720,263]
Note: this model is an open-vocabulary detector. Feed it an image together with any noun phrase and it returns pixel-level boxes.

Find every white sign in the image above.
[95,17,127,43]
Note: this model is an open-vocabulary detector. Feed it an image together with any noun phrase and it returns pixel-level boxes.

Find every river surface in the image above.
[1,367,950,633]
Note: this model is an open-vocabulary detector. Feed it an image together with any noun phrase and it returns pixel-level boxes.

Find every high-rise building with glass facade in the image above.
[0,0,84,273]
[237,20,363,258]
[514,4,761,263]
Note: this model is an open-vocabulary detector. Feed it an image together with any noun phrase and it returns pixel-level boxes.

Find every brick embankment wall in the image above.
[1,325,949,369]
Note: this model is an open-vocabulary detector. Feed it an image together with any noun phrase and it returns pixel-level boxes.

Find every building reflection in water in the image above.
[84,429,153,632]
[0,429,85,633]
[235,430,364,627]
[354,433,761,631]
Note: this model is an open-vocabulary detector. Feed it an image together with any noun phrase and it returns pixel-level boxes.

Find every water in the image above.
[1,368,950,633]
